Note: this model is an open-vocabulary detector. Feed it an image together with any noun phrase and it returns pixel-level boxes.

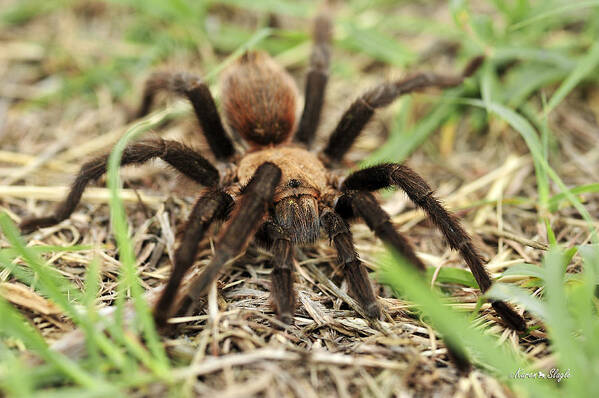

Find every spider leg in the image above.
[322,56,484,163]
[263,222,296,324]
[184,163,281,303]
[320,208,380,318]
[337,193,473,373]
[335,192,426,271]
[342,163,526,331]
[154,190,232,326]
[135,72,235,160]
[294,10,332,147]
[20,139,219,233]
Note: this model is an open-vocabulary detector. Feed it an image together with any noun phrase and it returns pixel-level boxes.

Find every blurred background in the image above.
[1,0,597,193]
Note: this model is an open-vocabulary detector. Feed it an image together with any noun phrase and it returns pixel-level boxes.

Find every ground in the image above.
[0,1,598,397]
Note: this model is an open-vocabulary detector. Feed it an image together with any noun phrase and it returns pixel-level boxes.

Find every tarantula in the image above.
[20,12,525,331]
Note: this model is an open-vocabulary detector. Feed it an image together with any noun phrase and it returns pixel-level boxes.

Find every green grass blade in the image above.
[362,100,458,165]
[0,0,66,25]
[106,113,173,375]
[340,22,415,67]
[0,342,34,397]
[0,298,105,391]
[500,263,545,279]
[214,0,311,17]
[0,245,91,259]
[542,247,591,396]
[570,246,599,364]
[378,249,559,397]
[426,266,478,288]
[486,282,548,320]
[502,66,567,108]
[545,40,599,115]
[493,47,576,69]
[509,0,599,30]
[0,214,131,373]
[82,257,101,369]
[548,183,599,211]
[0,213,84,316]
[465,99,597,240]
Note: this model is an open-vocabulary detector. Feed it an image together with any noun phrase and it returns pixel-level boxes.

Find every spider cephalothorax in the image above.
[20,10,526,332]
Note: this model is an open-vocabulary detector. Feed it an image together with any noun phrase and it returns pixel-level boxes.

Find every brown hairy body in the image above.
[20,9,526,355]
[237,146,327,200]
[238,145,328,245]
[221,51,298,147]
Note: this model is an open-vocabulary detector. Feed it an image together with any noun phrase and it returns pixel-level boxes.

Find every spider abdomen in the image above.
[221,51,298,146]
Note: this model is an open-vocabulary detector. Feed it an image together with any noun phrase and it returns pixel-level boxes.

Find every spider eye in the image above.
[288,179,301,188]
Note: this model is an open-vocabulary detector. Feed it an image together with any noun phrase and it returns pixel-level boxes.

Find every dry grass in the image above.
[1,0,598,396]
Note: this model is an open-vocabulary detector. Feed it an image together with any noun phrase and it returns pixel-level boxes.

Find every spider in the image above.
[20,11,525,332]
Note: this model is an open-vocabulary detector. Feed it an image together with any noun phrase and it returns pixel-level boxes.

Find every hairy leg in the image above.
[20,139,219,233]
[154,190,233,327]
[135,72,235,160]
[337,193,473,373]
[342,163,526,331]
[294,10,332,147]
[183,163,281,305]
[263,222,296,324]
[323,56,484,163]
[320,208,380,318]
[336,192,426,270]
